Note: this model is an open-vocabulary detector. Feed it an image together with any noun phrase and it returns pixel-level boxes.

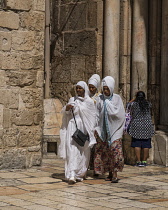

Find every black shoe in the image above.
[141,161,147,167]
[111,177,119,183]
[135,162,143,167]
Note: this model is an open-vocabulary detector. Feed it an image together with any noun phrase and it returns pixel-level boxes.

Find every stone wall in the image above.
[50,0,103,105]
[0,0,45,168]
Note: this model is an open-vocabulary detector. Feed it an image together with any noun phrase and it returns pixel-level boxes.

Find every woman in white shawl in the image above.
[59,81,96,184]
[88,74,101,174]
[94,76,125,183]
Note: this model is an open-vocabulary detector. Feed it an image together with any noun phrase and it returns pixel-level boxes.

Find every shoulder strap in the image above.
[72,109,78,129]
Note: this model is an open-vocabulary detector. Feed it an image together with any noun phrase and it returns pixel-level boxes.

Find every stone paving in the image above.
[0,158,168,210]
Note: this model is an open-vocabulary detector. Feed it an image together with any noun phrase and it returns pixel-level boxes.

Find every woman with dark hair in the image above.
[128,91,155,167]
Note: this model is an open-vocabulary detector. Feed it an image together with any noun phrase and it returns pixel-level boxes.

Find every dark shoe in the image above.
[135,162,143,167]
[93,172,99,177]
[141,161,147,167]
[105,172,113,181]
[111,177,119,183]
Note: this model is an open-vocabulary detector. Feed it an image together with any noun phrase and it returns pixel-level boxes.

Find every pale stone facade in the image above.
[0,0,45,168]
[0,0,168,168]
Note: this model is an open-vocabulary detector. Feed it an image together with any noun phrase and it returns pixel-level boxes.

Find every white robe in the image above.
[59,96,96,180]
[95,93,125,144]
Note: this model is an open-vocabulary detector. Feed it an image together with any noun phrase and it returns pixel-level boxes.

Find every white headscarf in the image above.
[88,74,101,90]
[102,76,115,97]
[76,81,89,97]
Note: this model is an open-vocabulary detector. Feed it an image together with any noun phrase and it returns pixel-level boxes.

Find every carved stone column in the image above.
[119,0,132,104]
[160,0,168,126]
[131,0,148,97]
[103,0,120,91]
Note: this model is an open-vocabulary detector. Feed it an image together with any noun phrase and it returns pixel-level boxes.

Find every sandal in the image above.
[111,177,119,183]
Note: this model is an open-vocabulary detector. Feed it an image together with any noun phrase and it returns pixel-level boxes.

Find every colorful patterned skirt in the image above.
[94,137,124,175]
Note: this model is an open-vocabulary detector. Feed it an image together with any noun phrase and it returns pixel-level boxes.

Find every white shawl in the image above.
[95,76,125,144]
[88,74,101,90]
[59,81,96,159]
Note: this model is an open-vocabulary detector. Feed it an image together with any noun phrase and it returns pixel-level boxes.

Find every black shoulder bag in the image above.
[71,109,89,147]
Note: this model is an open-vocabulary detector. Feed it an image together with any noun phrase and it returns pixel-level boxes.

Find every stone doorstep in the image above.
[43,135,60,142]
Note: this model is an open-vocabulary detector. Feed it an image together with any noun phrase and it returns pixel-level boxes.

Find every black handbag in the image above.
[71,109,89,147]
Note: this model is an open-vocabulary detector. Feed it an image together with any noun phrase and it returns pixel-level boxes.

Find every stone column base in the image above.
[123,134,154,165]
[154,130,168,166]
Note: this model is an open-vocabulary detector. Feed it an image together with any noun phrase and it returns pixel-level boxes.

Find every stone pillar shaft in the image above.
[119,0,132,104]
[131,0,148,97]
[103,0,120,91]
[45,0,50,99]
[160,0,168,126]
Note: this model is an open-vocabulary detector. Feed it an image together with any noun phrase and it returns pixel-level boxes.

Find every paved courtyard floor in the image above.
[0,158,168,209]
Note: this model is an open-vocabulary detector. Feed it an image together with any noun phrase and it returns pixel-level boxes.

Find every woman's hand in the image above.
[66,104,74,111]
[94,130,98,138]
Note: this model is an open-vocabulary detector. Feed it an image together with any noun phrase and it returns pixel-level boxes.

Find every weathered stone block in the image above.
[18,126,42,147]
[0,138,3,149]
[11,110,34,126]
[6,0,32,11]
[0,70,8,87]
[20,11,45,31]
[20,88,43,109]
[87,1,97,28]
[20,54,44,70]
[33,0,45,11]
[71,56,85,83]
[6,70,36,87]
[3,108,11,128]
[0,11,19,29]
[29,153,42,166]
[28,145,41,152]
[20,54,33,70]
[34,111,43,125]
[36,71,44,88]
[62,3,86,31]
[12,31,35,51]
[9,89,19,109]
[3,128,18,147]
[97,1,103,34]
[64,31,96,55]
[52,69,71,83]
[0,148,27,169]
[0,89,10,107]
[33,32,44,54]
[0,104,3,129]
[85,55,96,73]
[0,31,12,51]
[1,53,20,70]
[0,129,3,138]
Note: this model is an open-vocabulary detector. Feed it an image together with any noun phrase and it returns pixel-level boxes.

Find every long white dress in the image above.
[59,95,96,180]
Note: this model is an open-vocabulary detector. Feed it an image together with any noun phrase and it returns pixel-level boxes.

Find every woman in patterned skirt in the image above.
[128,91,155,167]
[88,74,101,174]
[94,76,125,183]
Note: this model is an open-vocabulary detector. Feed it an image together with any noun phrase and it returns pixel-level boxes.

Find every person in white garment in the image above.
[59,81,96,184]
[94,76,125,183]
[88,74,101,174]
